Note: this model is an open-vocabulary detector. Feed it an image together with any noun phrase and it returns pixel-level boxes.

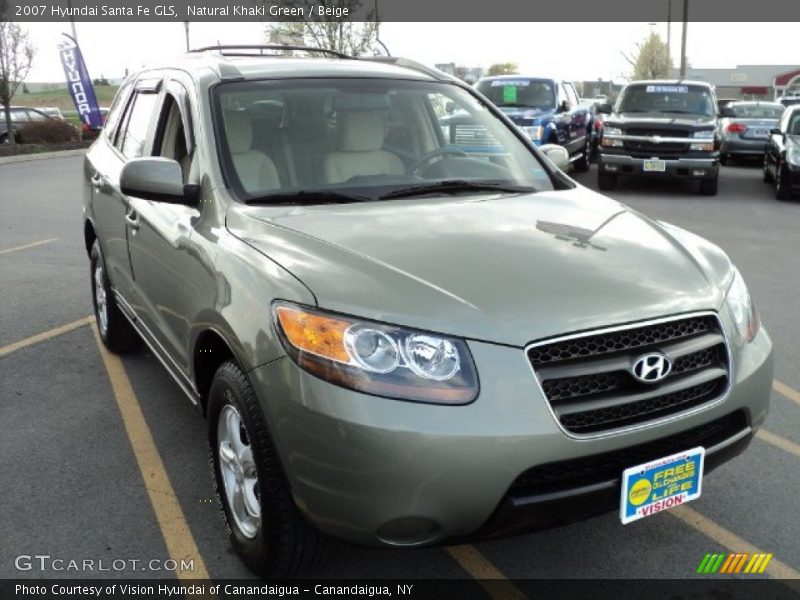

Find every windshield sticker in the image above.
[491,79,531,87]
[646,85,689,93]
[503,85,518,103]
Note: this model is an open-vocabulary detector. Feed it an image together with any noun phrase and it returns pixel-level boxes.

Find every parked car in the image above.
[37,106,65,120]
[83,48,772,577]
[1,106,56,143]
[777,94,800,108]
[719,101,784,164]
[588,100,605,156]
[763,104,800,200]
[596,80,721,195]
[717,98,737,113]
[474,75,593,172]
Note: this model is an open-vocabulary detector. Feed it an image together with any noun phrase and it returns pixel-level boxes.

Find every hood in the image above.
[607,112,716,130]
[226,189,731,347]
[498,106,555,126]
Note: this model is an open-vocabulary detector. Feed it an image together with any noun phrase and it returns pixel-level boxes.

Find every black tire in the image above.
[776,165,792,201]
[90,240,140,353]
[699,174,719,196]
[208,361,326,578]
[597,169,618,191]
[763,156,774,183]
[719,153,728,166]
[573,136,591,173]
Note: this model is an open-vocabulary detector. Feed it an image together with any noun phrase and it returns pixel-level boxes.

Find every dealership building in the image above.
[669,65,800,100]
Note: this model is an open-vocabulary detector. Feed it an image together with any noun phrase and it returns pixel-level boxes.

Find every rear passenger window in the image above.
[119,92,159,158]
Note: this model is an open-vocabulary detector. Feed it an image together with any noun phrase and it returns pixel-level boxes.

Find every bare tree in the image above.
[487,63,519,76]
[0,0,35,145]
[621,32,671,81]
[266,0,378,56]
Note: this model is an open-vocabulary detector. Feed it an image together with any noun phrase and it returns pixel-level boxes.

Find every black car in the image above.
[763,104,800,200]
[596,80,720,195]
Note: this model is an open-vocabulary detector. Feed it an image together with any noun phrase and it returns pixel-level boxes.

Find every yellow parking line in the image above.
[0,237,58,255]
[672,506,800,584]
[446,545,527,599]
[0,316,94,359]
[773,380,800,409]
[90,323,210,581]
[757,429,800,459]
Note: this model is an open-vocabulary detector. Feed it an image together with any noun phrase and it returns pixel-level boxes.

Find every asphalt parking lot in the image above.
[1,155,800,589]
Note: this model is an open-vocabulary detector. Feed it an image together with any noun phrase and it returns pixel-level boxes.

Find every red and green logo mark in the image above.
[697,552,773,574]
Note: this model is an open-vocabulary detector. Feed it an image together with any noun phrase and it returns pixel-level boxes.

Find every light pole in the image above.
[667,0,672,67]
[679,0,688,78]
[184,21,190,52]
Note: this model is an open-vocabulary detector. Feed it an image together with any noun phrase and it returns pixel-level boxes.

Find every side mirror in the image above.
[557,100,570,113]
[596,102,613,114]
[540,143,569,171]
[120,157,198,205]
[769,128,782,135]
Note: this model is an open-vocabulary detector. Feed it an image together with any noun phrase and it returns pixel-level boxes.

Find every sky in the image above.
[21,21,800,84]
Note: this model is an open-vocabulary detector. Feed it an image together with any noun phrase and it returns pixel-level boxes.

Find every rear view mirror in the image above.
[120,157,198,205]
[769,128,782,136]
[540,144,570,171]
[596,102,613,114]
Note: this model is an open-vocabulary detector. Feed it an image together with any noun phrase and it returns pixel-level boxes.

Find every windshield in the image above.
[728,103,784,119]
[475,78,556,109]
[213,78,555,203]
[616,84,715,117]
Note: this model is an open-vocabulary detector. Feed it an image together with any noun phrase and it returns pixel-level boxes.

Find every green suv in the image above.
[82,46,773,577]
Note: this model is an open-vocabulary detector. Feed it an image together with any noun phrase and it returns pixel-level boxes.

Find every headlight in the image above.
[273,302,478,404]
[604,126,622,136]
[602,126,623,147]
[786,146,800,167]
[519,125,543,141]
[725,267,760,344]
[693,130,715,139]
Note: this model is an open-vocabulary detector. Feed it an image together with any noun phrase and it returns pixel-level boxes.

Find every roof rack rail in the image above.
[360,56,456,82]
[191,44,353,60]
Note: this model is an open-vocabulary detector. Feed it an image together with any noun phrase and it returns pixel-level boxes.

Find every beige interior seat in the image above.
[224,110,281,193]
[322,110,405,184]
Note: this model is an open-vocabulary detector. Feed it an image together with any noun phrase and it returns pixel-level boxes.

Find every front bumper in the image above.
[248,318,772,548]
[599,153,719,178]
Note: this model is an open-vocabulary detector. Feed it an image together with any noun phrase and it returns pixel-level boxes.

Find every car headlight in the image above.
[725,267,760,344]
[786,146,800,167]
[519,125,543,141]
[693,130,715,139]
[602,126,623,147]
[273,302,478,404]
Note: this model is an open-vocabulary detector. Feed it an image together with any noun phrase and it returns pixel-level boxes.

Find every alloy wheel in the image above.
[218,403,261,539]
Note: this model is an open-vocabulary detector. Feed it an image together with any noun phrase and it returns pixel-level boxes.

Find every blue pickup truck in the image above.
[473,75,593,172]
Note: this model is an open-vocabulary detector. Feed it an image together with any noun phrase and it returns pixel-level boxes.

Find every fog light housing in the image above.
[690,142,714,151]
[604,163,619,172]
[692,169,706,177]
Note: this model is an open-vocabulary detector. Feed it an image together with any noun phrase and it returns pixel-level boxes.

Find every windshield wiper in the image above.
[243,190,372,205]
[379,180,537,200]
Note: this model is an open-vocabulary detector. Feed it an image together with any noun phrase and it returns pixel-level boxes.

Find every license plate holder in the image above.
[643,159,666,172]
[620,447,705,524]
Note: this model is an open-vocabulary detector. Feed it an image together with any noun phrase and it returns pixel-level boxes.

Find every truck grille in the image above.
[623,140,688,155]
[510,411,746,494]
[528,314,730,435]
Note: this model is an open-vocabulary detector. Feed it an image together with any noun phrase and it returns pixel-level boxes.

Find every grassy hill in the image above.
[12,85,120,125]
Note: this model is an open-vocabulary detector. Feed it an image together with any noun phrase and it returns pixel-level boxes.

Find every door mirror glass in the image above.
[120,157,196,204]
[769,128,782,136]
[596,102,613,114]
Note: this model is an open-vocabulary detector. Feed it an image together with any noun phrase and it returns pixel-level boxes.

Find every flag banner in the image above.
[58,34,103,129]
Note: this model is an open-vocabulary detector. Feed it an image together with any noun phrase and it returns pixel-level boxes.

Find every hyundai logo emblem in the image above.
[631,352,672,383]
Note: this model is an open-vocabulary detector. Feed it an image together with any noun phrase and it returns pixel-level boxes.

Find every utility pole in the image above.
[67,0,78,42]
[666,0,672,67]
[679,0,688,78]
[184,21,190,52]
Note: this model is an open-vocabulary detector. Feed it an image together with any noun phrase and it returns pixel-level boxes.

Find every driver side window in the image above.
[153,93,192,183]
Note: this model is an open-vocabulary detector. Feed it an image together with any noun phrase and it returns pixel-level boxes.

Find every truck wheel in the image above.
[776,165,792,201]
[719,153,728,166]
[573,137,591,173]
[598,170,617,191]
[208,360,327,578]
[90,241,140,353]
[699,174,719,196]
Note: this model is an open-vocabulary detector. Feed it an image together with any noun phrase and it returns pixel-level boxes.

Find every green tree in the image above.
[487,62,519,76]
[266,0,378,57]
[623,32,671,81]
[0,0,35,145]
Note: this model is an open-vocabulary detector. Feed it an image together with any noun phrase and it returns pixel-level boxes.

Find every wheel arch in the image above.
[192,326,251,417]
[84,218,97,257]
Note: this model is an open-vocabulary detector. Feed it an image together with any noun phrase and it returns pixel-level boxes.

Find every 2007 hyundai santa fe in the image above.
[82,46,774,577]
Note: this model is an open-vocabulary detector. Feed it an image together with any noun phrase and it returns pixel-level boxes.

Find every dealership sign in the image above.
[58,34,103,129]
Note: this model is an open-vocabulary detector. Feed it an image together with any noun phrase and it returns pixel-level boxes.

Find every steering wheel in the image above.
[411,148,469,176]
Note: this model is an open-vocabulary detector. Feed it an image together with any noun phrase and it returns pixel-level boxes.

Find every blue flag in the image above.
[58,34,103,129]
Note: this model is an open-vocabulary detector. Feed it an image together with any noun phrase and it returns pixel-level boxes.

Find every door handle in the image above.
[125,210,140,231]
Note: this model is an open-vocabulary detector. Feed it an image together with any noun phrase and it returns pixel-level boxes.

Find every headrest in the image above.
[224,110,253,154]
[337,110,386,152]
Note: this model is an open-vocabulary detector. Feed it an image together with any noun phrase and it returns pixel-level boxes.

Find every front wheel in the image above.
[763,156,774,183]
[699,174,719,196]
[776,165,792,201]
[572,137,591,173]
[719,153,728,166]
[208,361,326,578]
[90,241,140,353]
[597,169,618,191]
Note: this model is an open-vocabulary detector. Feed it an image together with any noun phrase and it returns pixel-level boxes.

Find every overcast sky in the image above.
[22,21,800,84]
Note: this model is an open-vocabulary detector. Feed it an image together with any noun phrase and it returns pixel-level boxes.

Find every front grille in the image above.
[511,411,747,495]
[623,140,688,155]
[528,315,730,435]
[625,128,691,138]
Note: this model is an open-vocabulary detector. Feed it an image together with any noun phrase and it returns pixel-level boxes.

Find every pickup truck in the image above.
[473,75,593,172]
[596,80,721,195]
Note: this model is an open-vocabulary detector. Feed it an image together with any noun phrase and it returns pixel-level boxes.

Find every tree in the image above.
[0,0,34,145]
[622,32,671,81]
[487,62,519,76]
[265,0,378,57]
